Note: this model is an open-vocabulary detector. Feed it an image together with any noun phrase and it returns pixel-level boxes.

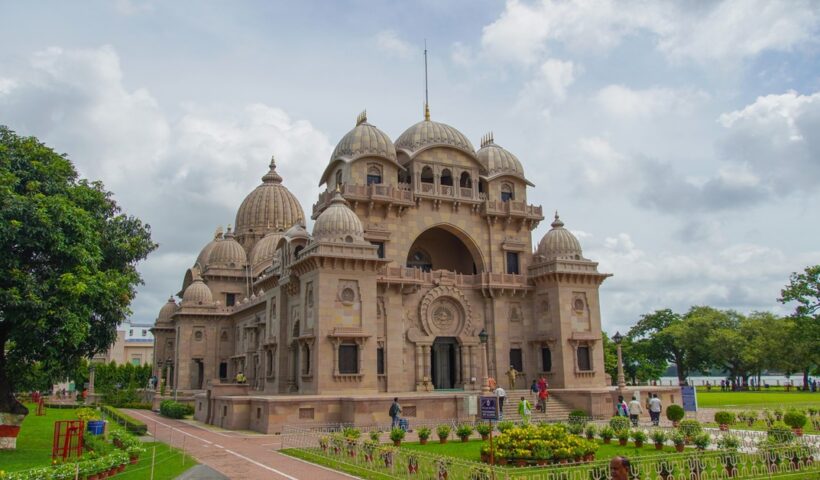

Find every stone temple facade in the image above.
[152,110,616,431]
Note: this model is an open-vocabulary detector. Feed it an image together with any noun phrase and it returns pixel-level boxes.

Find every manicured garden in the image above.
[0,404,195,480]
[696,389,820,409]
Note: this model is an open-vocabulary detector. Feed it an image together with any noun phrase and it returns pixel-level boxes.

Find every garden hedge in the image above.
[160,400,194,419]
[102,405,148,435]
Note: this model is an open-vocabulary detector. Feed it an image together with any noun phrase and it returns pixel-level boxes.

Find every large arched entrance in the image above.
[431,337,458,389]
[406,225,484,274]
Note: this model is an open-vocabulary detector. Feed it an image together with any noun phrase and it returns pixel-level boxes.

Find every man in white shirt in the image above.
[494,386,507,419]
[628,395,643,426]
[648,394,662,426]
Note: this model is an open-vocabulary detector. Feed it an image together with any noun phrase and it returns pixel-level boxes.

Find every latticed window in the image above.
[577,346,591,371]
[506,252,519,274]
[501,183,514,202]
[377,347,385,375]
[338,343,358,374]
[366,165,382,185]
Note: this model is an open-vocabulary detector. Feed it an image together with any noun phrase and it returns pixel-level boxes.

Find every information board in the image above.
[681,385,698,412]
[480,396,498,420]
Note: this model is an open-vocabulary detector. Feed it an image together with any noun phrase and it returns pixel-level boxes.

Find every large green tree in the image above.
[0,126,156,414]
[628,309,691,384]
[778,265,820,389]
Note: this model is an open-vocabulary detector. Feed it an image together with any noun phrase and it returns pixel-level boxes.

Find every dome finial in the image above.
[424,103,431,121]
[481,132,494,148]
[356,110,367,126]
[214,226,224,240]
[551,211,564,228]
[262,155,283,184]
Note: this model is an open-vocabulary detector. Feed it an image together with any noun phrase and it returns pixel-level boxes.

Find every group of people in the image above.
[615,393,662,426]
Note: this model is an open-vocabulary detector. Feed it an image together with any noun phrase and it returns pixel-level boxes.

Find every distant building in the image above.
[93,319,154,366]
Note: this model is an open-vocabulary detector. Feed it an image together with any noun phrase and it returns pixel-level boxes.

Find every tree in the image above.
[0,126,156,416]
[628,309,690,384]
[778,265,820,389]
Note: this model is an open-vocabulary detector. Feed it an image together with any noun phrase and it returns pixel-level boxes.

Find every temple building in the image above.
[152,109,620,431]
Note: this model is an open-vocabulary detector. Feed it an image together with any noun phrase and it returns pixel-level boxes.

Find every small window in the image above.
[339,343,358,374]
[420,166,434,183]
[366,165,382,185]
[294,246,304,258]
[129,329,133,337]
[303,345,311,375]
[440,169,453,186]
[335,169,343,186]
[142,330,147,337]
[501,183,514,202]
[509,348,523,373]
[226,293,236,307]
[372,241,385,259]
[577,346,591,371]
[256,407,261,420]
[459,172,472,188]
[377,347,385,375]
[219,362,228,380]
[541,347,552,372]
[506,252,519,275]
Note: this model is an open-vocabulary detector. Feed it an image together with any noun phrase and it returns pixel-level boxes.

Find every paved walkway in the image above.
[123,409,355,480]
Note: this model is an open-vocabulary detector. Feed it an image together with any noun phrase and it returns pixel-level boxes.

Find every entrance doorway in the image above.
[431,337,458,389]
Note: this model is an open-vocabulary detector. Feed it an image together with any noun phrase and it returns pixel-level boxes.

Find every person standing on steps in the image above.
[494,385,507,420]
[506,365,517,390]
[518,396,533,425]
[389,397,402,430]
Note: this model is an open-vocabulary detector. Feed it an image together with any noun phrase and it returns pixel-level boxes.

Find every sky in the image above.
[1,0,819,335]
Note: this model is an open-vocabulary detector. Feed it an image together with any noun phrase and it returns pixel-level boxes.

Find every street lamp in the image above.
[612,331,626,390]
[479,329,490,393]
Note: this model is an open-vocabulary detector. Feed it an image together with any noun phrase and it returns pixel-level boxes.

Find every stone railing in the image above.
[483,200,543,219]
[377,267,528,289]
[312,183,414,216]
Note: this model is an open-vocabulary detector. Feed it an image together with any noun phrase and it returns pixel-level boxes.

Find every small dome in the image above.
[537,212,583,260]
[284,221,310,241]
[182,278,213,305]
[395,117,475,158]
[477,133,532,185]
[320,111,398,185]
[208,229,247,268]
[250,230,284,270]
[195,227,224,269]
[157,296,178,323]
[235,156,305,239]
[312,191,365,243]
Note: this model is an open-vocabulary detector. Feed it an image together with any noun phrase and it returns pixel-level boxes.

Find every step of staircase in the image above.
[497,390,575,422]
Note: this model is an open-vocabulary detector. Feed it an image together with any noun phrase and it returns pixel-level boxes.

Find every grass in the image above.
[0,404,195,479]
[696,390,820,409]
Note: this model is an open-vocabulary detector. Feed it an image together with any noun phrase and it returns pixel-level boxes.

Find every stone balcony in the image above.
[377,266,531,294]
[312,183,414,219]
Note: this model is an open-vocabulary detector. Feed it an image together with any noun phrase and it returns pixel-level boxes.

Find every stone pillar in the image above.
[468,345,476,383]
[423,345,432,390]
[415,345,424,390]
[88,367,96,395]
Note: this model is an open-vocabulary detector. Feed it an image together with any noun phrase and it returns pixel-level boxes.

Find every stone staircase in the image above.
[498,390,575,422]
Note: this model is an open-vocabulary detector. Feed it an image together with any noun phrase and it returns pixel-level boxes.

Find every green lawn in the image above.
[0,404,194,479]
[696,390,820,409]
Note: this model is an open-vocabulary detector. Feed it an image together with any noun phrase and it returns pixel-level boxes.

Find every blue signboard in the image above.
[681,386,698,412]
[480,396,498,420]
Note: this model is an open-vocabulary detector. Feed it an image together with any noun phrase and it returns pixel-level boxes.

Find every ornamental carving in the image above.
[418,285,474,338]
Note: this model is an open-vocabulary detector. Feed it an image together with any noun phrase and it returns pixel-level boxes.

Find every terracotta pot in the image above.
[635,440,643,448]
[586,434,594,440]
[88,475,99,480]
[497,458,508,466]
[536,459,547,465]
[481,434,489,441]
[655,443,664,450]
[113,439,123,448]
[619,439,628,446]
[481,453,489,463]
[725,464,736,477]
[461,436,469,443]
[672,421,680,427]
[393,440,401,446]
[439,438,447,444]
[109,467,117,476]
[516,459,528,467]
[419,438,428,445]
[675,444,685,453]
[603,438,611,444]
[793,428,803,437]
[719,424,728,431]
[118,464,126,472]
[98,472,108,479]
[130,456,138,464]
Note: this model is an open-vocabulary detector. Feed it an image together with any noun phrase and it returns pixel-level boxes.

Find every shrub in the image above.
[436,424,451,440]
[666,405,685,422]
[714,411,735,425]
[369,430,381,442]
[568,409,588,424]
[101,405,147,435]
[616,429,630,441]
[678,419,702,437]
[456,424,474,439]
[783,410,807,429]
[76,407,100,422]
[692,433,711,450]
[567,422,584,435]
[417,426,431,440]
[630,429,647,443]
[609,416,630,432]
[584,424,597,438]
[389,427,405,442]
[767,421,795,444]
[476,423,492,436]
[487,423,597,464]
[651,430,666,445]
[342,427,361,440]
[671,431,685,446]
[159,400,193,419]
[717,434,740,450]
[808,407,818,416]
[496,420,514,434]
[773,408,784,421]
[598,426,615,440]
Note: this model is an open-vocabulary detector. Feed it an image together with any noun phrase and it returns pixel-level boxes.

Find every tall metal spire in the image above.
[424,39,430,121]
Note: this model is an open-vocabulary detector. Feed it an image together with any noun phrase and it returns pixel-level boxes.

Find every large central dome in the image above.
[234,157,304,245]
[395,115,475,159]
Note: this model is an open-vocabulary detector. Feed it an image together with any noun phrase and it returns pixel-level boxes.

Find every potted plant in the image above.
[77,407,105,435]
[767,421,795,444]
[651,430,667,450]
[318,436,329,451]
[783,409,808,436]
[717,434,740,450]
[599,426,614,444]
[666,405,685,427]
[678,419,702,443]
[480,444,491,463]
[126,445,144,464]
[417,426,432,445]
[331,434,344,454]
[672,431,686,452]
[380,446,395,468]
[630,429,647,448]
[469,465,491,480]
[456,424,474,442]
[496,420,514,434]
[774,408,784,421]
[390,427,405,446]
[476,423,492,441]
[616,428,629,446]
[714,411,735,431]
[609,416,630,433]
[435,457,451,479]
[744,410,757,426]
[369,430,381,442]
[693,432,711,450]
[532,443,550,466]
[362,440,377,462]
[717,435,740,477]
[437,424,451,444]
[406,452,419,474]
[568,422,584,435]
[585,424,597,440]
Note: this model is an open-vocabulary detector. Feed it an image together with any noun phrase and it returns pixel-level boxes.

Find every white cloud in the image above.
[451,41,474,67]
[516,58,576,111]
[0,77,17,95]
[575,136,632,188]
[596,85,708,118]
[114,0,154,15]
[375,30,414,58]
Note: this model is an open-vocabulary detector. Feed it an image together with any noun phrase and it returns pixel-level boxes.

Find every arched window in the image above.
[420,166,434,183]
[406,248,433,272]
[398,169,410,185]
[335,169,343,187]
[294,245,304,259]
[440,169,453,186]
[459,171,472,188]
[478,179,487,195]
[501,183,514,202]
[367,165,382,185]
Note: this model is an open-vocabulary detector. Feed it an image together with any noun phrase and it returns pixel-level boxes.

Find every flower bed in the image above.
[481,423,598,466]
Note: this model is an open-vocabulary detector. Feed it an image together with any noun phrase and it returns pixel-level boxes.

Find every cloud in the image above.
[595,85,708,118]
[516,58,576,113]
[114,0,154,15]
[450,41,474,67]
[574,136,633,188]
[480,0,820,66]
[0,45,332,322]
[375,30,414,58]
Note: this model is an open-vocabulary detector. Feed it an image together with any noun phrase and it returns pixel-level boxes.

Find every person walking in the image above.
[517,396,533,424]
[530,379,539,400]
[506,366,517,390]
[389,397,402,429]
[616,395,628,417]
[648,393,662,426]
[628,395,643,426]
[538,386,548,415]
[494,385,507,419]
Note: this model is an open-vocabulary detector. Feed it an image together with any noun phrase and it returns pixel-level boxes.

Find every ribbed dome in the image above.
[250,230,284,270]
[235,156,305,238]
[477,134,529,183]
[332,112,397,163]
[395,118,475,158]
[312,191,365,243]
[208,230,247,268]
[182,278,213,305]
[157,297,178,323]
[195,227,223,269]
[537,213,583,260]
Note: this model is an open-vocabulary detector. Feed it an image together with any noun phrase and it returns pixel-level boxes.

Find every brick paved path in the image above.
[124,409,355,480]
